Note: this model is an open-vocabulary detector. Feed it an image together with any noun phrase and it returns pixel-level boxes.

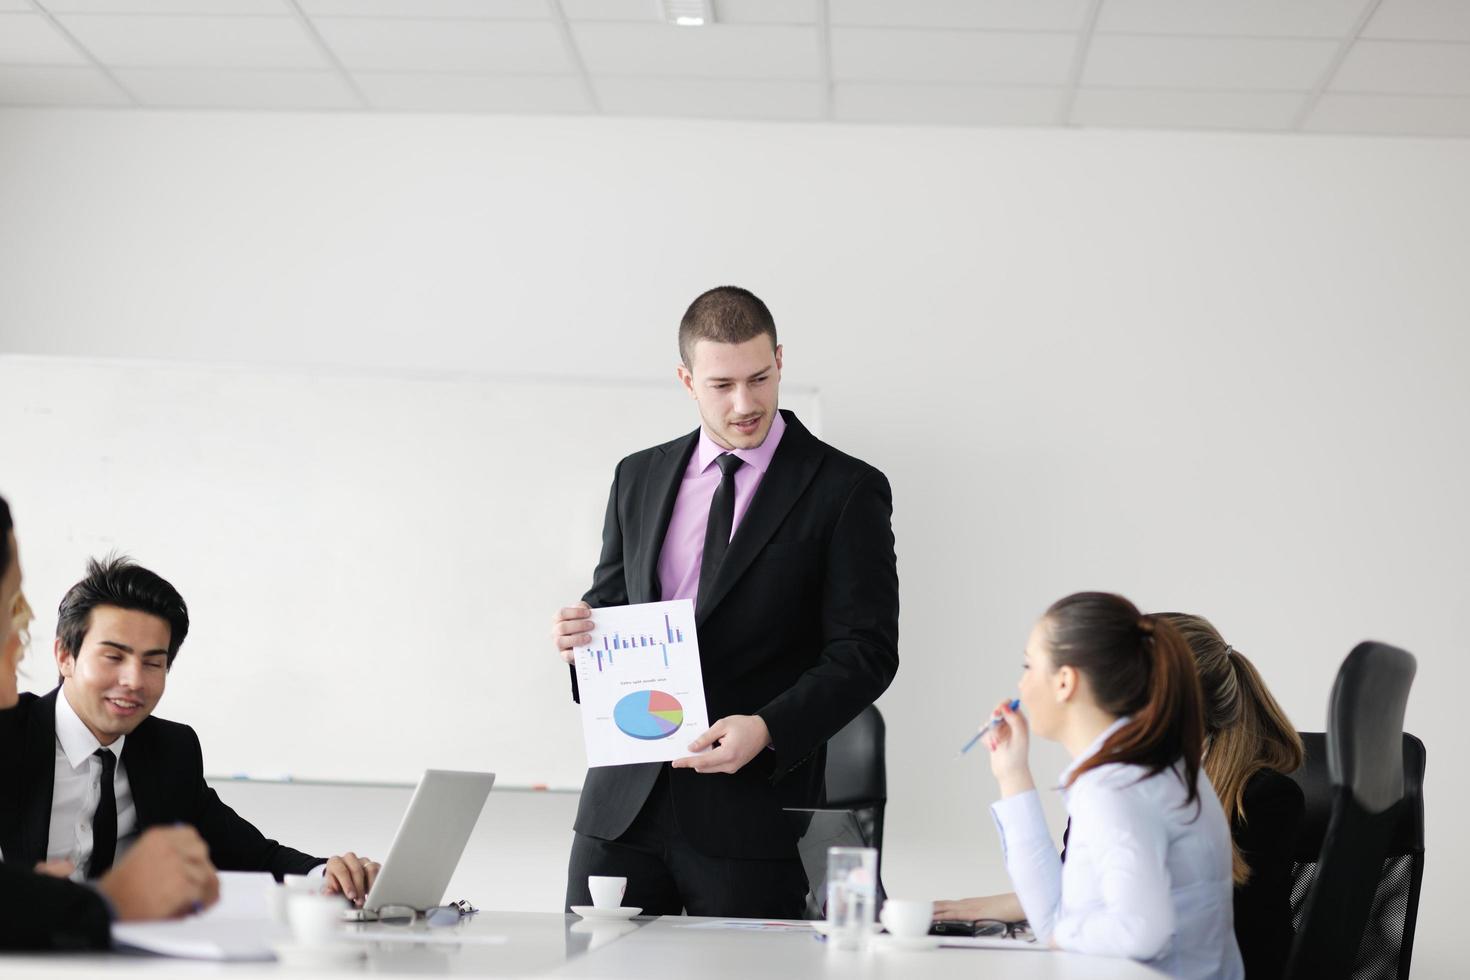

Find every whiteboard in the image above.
[0,355,819,789]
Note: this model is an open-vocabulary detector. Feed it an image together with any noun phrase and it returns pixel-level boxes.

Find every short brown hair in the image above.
[678,286,777,367]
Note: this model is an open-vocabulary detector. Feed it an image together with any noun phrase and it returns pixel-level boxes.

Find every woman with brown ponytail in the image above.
[1159,613,1304,980]
[984,592,1243,980]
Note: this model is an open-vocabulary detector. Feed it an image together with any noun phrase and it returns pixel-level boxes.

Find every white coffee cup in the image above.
[265,875,320,925]
[287,893,348,945]
[587,875,627,910]
[880,899,935,939]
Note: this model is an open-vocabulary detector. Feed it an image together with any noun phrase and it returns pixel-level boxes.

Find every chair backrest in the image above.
[788,705,889,919]
[823,704,887,853]
[1286,642,1421,980]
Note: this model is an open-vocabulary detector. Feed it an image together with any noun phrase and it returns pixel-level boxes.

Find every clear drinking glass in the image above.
[825,846,878,951]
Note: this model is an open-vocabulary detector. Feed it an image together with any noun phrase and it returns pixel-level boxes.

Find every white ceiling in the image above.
[1,0,1468,139]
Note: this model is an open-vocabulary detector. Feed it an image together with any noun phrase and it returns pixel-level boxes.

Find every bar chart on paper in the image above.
[573,599,711,767]
[595,612,688,671]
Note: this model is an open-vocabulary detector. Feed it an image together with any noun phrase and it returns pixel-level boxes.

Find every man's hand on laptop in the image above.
[321,852,380,907]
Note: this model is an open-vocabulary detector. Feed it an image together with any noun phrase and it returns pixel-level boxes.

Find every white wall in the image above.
[2,108,1466,977]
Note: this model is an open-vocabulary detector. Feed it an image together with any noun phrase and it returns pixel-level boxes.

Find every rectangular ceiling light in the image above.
[662,0,714,27]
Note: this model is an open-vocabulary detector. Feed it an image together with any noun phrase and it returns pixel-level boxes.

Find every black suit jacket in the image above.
[571,410,900,859]
[1233,768,1306,980]
[0,863,111,951]
[0,689,323,879]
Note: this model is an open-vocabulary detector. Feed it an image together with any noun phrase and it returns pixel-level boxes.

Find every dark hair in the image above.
[57,554,190,668]
[1046,592,1205,808]
[678,286,778,367]
[0,494,12,581]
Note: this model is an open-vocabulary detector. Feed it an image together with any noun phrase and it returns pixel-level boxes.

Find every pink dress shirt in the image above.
[656,412,787,603]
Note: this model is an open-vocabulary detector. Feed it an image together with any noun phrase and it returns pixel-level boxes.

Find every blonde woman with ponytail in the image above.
[1160,613,1303,980]
[984,592,1242,980]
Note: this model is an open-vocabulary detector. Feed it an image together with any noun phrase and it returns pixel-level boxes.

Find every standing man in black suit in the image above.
[0,555,380,906]
[1,494,220,950]
[551,286,900,918]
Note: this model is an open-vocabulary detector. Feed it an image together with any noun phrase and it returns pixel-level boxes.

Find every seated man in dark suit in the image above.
[1,494,219,950]
[0,553,380,906]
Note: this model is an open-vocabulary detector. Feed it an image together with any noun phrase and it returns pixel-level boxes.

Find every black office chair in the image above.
[786,705,888,918]
[1285,642,1422,980]
[822,704,888,856]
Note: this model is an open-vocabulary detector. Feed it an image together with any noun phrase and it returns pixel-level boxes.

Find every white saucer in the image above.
[569,906,642,920]
[811,920,883,938]
[877,934,942,951]
[570,919,639,934]
[270,940,366,967]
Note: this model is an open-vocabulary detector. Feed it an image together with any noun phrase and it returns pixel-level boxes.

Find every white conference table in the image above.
[0,912,1162,979]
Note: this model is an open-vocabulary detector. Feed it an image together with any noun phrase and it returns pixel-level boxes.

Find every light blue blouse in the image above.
[991,717,1245,980]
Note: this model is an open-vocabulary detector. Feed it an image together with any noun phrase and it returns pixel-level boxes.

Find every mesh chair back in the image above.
[1289,732,1425,980]
[1286,643,1421,980]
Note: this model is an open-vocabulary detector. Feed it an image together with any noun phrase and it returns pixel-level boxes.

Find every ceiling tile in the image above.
[0,13,89,65]
[56,14,326,69]
[558,0,653,21]
[42,1,288,13]
[114,67,359,107]
[1331,40,1470,94]
[562,0,815,25]
[830,0,1090,33]
[0,65,128,104]
[314,17,571,72]
[1072,88,1306,130]
[572,23,820,78]
[1083,35,1338,90]
[713,0,818,26]
[1363,0,1470,42]
[1305,92,1470,135]
[831,28,1077,85]
[1096,0,1370,38]
[835,81,1063,125]
[355,71,589,112]
[301,0,551,18]
[594,76,824,119]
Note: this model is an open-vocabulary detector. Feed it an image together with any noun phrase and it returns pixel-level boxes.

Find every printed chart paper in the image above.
[576,599,710,768]
[674,921,813,932]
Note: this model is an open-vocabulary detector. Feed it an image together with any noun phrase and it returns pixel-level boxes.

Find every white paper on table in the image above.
[342,930,508,946]
[111,871,287,961]
[674,921,813,932]
[575,599,711,767]
[937,935,1049,951]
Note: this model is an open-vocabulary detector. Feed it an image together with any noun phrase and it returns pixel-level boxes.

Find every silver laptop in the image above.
[346,769,495,919]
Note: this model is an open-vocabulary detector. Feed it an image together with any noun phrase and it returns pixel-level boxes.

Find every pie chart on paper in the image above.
[613,690,685,741]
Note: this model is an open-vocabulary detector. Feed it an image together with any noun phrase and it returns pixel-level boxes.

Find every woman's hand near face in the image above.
[986,700,1036,798]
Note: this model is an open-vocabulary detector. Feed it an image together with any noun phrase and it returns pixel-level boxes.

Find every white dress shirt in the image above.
[49,689,139,880]
[991,717,1245,980]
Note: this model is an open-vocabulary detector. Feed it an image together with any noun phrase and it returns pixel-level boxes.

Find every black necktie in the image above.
[88,748,117,879]
[697,453,744,615]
